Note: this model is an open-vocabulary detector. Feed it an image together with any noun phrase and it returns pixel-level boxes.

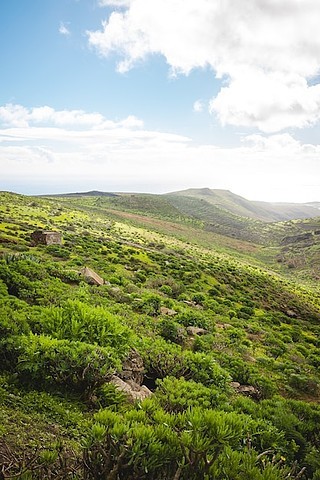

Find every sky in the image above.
[0,0,320,202]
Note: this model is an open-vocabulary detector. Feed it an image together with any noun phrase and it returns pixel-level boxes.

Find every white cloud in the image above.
[98,0,132,6]
[193,100,204,113]
[87,0,320,132]
[59,22,71,36]
[210,70,320,132]
[0,104,144,130]
[0,104,29,128]
[1,104,320,202]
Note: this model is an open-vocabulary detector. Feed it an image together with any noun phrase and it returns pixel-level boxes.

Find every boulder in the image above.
[119,349,144,385]
[110,376,152,402]
[216,323,232,329]
[160,306,177,316]
[80,267,104,286]
[231,382,260,399]
[186,326,208,336]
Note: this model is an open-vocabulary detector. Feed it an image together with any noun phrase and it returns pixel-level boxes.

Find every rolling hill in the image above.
[1,190,320,478]
[46,188,320,222]
[166,187,320,222]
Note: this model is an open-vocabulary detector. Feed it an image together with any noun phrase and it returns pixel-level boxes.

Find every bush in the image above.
[85,402,288,480]
[3,333,121,398]
[138,337,230,388]
[154,377,228,413]
[133,293,162,316]
[158,318,186,344]
[38,300,132,356]
[175,310,210,329]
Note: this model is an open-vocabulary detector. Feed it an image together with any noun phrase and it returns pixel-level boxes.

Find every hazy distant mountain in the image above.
[306,202,320,210]
[46,190,118,198]
[43,188,319,225]
[166,188,319,222]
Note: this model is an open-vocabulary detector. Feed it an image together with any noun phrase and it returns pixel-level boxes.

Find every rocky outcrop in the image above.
[160,307,177,316]
[230,382,260,399]
[110,376,152,402]
[119,349,144,385]
[80,267,104,286]
[108,349,153,402]
[186,326,208,336]
[281,233,313,246]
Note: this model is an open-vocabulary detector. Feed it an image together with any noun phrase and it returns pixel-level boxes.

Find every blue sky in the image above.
[1,0,320,202]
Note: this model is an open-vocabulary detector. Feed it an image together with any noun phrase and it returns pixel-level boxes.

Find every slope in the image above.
[167,187,319,222]
[1,191,320,479]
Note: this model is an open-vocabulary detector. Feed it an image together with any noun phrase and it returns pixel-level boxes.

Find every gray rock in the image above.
[110,376,152,402]
[186,326,208,336]
[160,306,177,316]
[119,349,145,385]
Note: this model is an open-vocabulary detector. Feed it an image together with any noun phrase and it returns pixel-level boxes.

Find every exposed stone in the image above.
[31,230,62,246]
[110,375,152,402]
[160,306,177,316]
[186,326,208,336]
[230,381,241,389]
[119,349,144,385]
[231,382,260,399]
[216,323,232,329]
[80,267,104,286]
[286,309,298,318]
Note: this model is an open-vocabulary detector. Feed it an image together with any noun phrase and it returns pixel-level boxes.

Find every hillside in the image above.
[1,191,320,479]
[45,188,320,222]
[53,190,320,284]
[166,188,319,222]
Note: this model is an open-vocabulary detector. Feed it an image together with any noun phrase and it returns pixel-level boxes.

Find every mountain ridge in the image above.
[34,187,320,222]
[165,188,320,222]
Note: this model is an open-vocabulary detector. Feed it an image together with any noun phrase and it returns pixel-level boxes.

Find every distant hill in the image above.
[41,188,319,246]
[166,188,319,222]
[43,188,320,223]
[45,190,118,197]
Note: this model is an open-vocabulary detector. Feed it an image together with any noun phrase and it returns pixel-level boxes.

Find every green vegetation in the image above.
[0,190,320,479]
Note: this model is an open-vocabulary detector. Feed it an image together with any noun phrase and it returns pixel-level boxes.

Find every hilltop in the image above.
[43,187,320,222]
[167,187,320,222]
[0,190,320,479]
[49,189,320,284]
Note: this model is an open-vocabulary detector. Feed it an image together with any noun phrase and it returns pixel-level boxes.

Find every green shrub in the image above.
[133,293,162,316]
[85,402,288,480]
[138,337,230,388]
[158,318,186,344]
[154,377,228,413]
[175,310,210,329]
[38,300,132,356]
[3,333,121,398]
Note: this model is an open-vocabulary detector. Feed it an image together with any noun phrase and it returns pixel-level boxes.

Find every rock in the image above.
[160,307,177,316]
[286,309,298,318]
[230,381,241,389]
[31,230,62,246]
[80,267,104,286]
[231,382,260,399]
[216,323,232,329]
[186,326,208,336]
[110,375,152,402]
[119,349,144,385]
